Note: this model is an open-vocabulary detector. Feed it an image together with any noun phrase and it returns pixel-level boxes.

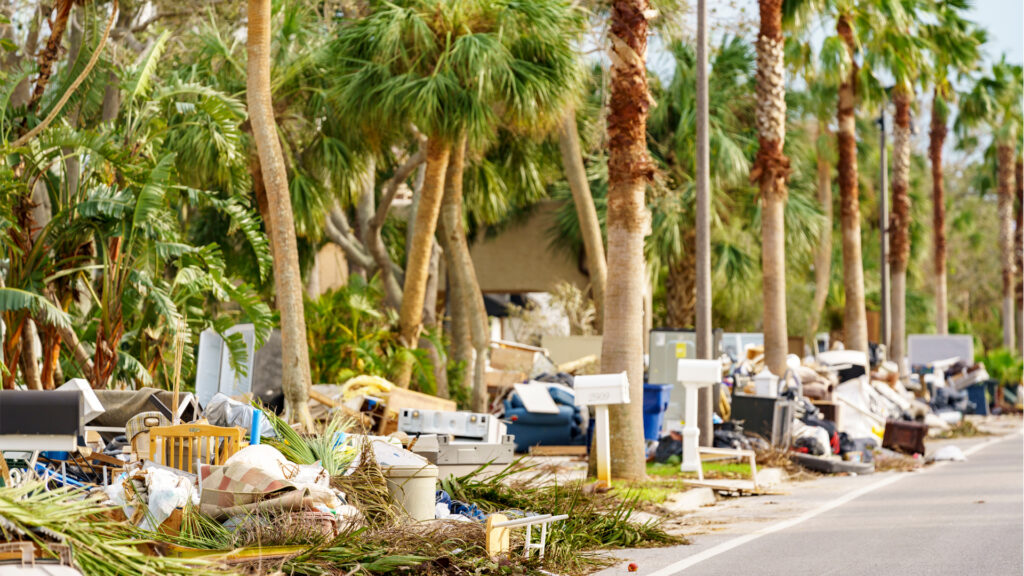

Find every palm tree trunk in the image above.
[558,111,607,325]
[996,144,1016,351]
[395,137,451,387]
[247,0,313,429]
[19,319,42,390]
[754,0,789,377]
[809,124,833,338]
[929,89,948,334]
[836,15,868,353]
[438,136,490,411]
[889,90,913,374]
[1014,155,1022,347]
[604,0,653,481]
[419,242,448,398]
[666,233,696,329]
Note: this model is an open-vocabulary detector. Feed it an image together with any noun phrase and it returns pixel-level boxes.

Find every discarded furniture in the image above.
[504,384,586,452]
[408,434,515,479]
[793,453,874,475]
[399,409,504,442]
[194,325,258,408]
[149,424,243,473]
[675,359,722,474]
[907,334,973,369]
[574,372,630,488]
[882,420,928,455]
[683,446,773,495]
[731,393,795,448]
[377,388,456,434]
[0,391,81,452]
[485,514,569,559]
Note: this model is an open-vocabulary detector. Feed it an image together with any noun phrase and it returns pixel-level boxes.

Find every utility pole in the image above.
[878,104,891,353]
[695,0,713,447]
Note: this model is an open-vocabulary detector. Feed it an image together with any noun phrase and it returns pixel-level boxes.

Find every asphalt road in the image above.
[599,431,1024,576]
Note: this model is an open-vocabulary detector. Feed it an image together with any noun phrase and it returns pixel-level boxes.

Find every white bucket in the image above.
[383,463,438,521]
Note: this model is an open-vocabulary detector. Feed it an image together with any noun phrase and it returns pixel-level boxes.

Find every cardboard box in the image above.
[490,347,536,373]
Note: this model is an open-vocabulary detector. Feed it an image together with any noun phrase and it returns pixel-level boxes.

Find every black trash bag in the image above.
[714,421,753,450]
[794,435,827,456]
[654,433,683,463]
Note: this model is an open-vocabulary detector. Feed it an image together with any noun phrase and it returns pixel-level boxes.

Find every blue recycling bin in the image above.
[642,383,673,441]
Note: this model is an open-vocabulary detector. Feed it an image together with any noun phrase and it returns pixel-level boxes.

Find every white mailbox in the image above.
[573,372,630,488]
[676,358,723,473]
[573,372,630,406]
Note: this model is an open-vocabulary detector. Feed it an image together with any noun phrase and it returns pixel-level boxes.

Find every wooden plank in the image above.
[528,445,587,456]
[384,387,456,417]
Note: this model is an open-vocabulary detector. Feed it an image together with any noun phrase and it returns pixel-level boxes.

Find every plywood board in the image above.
[513,383,559,414]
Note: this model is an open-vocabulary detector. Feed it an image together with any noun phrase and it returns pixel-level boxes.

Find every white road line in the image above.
[643,432,1016,576]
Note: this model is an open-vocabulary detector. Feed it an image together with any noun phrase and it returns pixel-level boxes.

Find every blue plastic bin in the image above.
[642,383,673,441]
[965,383,989,416]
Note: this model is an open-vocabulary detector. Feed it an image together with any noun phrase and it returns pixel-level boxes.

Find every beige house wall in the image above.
[469,200,588,294]
[310,200,588,297]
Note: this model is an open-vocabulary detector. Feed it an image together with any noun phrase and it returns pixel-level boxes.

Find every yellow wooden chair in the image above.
[148,424,243,474]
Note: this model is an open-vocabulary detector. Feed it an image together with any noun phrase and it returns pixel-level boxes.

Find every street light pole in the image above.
[695,0,713,446]
[878,105,891,354]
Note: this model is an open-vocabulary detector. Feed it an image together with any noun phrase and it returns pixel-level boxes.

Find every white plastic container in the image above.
[383,463,438,521]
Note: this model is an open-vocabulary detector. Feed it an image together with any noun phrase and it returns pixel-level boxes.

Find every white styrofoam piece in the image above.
[514,383,559,414]
[57,378,105,423]
[573,372,630,406]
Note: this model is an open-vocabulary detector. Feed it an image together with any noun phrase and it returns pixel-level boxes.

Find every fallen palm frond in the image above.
[755,447,818,480]
[331,440,399,526]
[441,465,684,574]
[935,419,990,439]
[0,482,230,576]
[263,408,358,475]
[872,449,923,472]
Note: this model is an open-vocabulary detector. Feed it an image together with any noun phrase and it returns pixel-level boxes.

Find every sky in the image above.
[972,0,1024,65]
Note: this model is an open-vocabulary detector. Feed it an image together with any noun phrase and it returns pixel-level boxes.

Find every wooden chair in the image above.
[148,424,243,474]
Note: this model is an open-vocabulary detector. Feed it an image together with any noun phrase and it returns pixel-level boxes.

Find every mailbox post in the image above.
[574,372,630,488]
[676,359,722,473]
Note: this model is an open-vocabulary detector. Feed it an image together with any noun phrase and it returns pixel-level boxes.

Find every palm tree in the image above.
[247,0,314,428]
[922,0,985,335]
[559,110,608,325]
[867,0,929,374]
[331,0,582,391]
[753,0,791,376]
[604,0,654,481]
[789,0,896,353]
[648,37,756,329]
[958,58,1024,351]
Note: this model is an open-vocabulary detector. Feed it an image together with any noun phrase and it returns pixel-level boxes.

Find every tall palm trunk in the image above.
[558,111,608,325]
[395,137,451,387]
[889,90,913,374]
[604,0,653,481]
[666,227,696,328]
[809,124,833,338]
[996,144,1016,351]
[438,137,490,411]
[929,89,948,334]
[754,0,789,376]
[1015,156,1022,346]
[247,0,313,429]
[836,15,868,353]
